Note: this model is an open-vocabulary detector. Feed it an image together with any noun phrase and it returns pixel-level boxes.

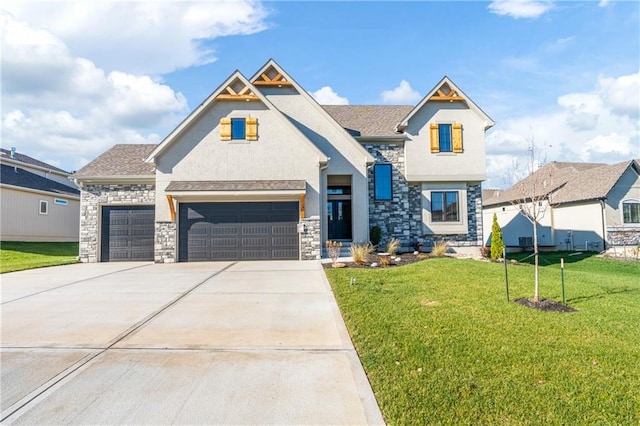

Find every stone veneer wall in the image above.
[300,217,321,260]
[79,184,155,263]
[365,143,422,248]
[421,184,483,248]
[607,228,640,247]
[364,143,483,250]
[155,221,177,263]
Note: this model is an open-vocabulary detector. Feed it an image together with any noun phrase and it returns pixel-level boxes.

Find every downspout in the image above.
[600,198,607,252]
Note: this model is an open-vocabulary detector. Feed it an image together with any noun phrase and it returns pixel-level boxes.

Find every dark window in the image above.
[438,124,452,152]
[374,164,392,200]
[327,186,351,195]
[231,118,246,139]
[431,191,459,222]
[39,200,48,215]
[623,201,640,223]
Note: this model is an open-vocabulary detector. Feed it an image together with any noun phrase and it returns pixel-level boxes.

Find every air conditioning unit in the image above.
[519,237,533,247]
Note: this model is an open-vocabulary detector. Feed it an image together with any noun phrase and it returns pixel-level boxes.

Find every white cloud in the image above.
[486,71,640,188]
[381,80,421,104]
[311,86,349,105]
[488,0,554,19]
[0,2,270,172]
[598,0,611,7]
[2,1,270,75]
[0,12,188,171]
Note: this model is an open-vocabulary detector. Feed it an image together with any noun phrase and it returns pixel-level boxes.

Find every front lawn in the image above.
[325,254,640,425]
[0,241,79,273]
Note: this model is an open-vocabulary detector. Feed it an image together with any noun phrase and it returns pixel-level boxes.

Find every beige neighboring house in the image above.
[0,148,80,242]
[483,159,640,252]
[71,59,494,263]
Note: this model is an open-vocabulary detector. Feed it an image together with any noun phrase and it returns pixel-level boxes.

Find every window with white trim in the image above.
[431,191,459,222]
[39,200,48,215]
[622,200,640,224]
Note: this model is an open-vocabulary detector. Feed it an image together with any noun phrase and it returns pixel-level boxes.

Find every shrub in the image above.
[370,226,382,247]
[432,240,449,257]
[480,246,491,258]
[325,240,342,264]
[350,243,374,265]
[490,213,506,260]
[385,238,401,255]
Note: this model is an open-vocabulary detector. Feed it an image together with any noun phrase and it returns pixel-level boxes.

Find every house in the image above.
[482,160,640,252]
[0,148,80,242]
[71,59,494,262]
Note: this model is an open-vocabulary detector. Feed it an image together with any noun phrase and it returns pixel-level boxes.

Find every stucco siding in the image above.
[261,88,371,243]
[154,100,322,222]
[0,187,79,242]
[405,103,487,181]
[483,203,553,247]
[552,203,604,250]
[604,167,640,227]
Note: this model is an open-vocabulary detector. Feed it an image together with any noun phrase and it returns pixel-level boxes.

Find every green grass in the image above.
[1,241,79,273]
[325,253,640,425]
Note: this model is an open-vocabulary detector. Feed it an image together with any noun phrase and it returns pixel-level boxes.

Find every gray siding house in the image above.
[72,59,494,262]
[1,148,80,242]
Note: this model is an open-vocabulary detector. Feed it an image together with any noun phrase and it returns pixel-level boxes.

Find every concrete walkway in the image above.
[1,261,384,425]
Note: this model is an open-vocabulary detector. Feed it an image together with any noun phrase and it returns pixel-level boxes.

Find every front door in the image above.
[327,200,352,240]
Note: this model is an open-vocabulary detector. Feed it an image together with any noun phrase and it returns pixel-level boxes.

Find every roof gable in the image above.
[396,76,495,132]
[144,69,327,164]
[250,59,375,164]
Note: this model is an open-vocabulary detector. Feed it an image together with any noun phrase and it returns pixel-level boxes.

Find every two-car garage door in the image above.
[178,202,299,261]
[101,202,299,262]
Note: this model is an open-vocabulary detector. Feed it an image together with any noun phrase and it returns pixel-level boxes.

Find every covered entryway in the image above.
[101,206,155,261]
[178,202,299,261]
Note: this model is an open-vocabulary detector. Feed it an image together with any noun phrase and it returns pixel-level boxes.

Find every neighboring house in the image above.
[0,148,80,242]
[483,160,640,251]
[71,59,494,263]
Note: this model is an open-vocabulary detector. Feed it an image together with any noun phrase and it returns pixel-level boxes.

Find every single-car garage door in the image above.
[101,206,155,261]
[179,202,299,261]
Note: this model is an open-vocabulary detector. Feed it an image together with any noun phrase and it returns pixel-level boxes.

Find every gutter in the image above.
[600,198,607,252]
[70,175,156,186]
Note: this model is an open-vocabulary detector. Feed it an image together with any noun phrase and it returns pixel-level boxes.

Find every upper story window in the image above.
[220,117,258,141]
[429,122,463,153]
[231,118,246,139]
[431,191,459,222]
[622,200,640,224]
[374,164,392,200]
[438,124,452,152]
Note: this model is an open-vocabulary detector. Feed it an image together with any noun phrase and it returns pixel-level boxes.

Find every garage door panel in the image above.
[179,202,299,262]
[101,206,155,262]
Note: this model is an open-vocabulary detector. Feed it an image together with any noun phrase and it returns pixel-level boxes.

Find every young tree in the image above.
[490,213,505,260]
[510,138,553,302]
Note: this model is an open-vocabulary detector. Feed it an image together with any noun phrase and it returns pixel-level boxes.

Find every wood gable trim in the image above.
[252,67,293,87]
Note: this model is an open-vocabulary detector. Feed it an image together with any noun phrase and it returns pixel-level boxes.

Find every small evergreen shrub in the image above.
[490,213,506,260]
[370,226,382,247]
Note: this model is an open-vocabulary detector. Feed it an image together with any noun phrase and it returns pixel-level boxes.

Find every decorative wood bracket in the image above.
[215,80,259,101]
[166,195,176,221]
[429,83,464,102]
[299,194,305,219]
[252,66,292,87]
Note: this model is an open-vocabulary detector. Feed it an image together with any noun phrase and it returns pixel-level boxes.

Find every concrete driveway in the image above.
[0,261,384,425]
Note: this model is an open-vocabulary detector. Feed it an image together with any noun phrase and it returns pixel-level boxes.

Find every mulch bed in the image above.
[514,298,577,313]
[322,252,434,269]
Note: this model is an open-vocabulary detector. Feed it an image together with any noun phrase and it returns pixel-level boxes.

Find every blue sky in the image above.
[2,0,639,188]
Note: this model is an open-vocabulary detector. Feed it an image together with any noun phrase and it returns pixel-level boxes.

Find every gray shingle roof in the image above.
[0,148,70,174]
[0,164,80,196]
[166,180,306,192]
[73,144,157,177]
[322,105,412,137]
[483,160,639,206]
